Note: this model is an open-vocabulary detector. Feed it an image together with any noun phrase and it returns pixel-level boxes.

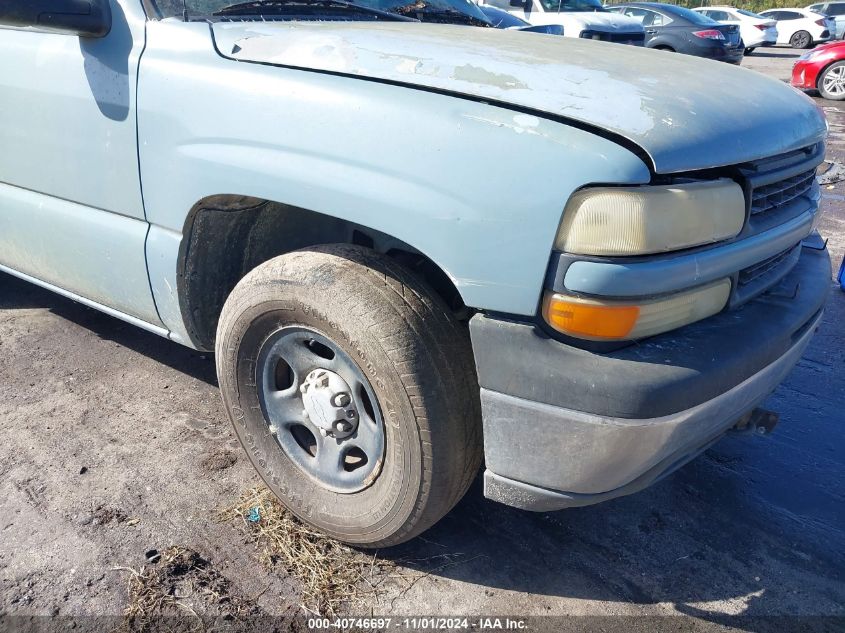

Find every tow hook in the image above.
[731,408,780,436]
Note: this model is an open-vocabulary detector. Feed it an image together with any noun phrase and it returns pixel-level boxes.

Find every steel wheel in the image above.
[257,327,385,493]
[790,30,812,48]
[819,61,845,100]
[216,245,482,546]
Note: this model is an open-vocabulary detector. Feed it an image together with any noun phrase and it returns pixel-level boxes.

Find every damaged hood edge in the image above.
[211,21,827,174]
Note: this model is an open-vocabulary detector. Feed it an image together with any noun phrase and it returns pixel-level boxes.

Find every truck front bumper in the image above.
[470,245,830,512]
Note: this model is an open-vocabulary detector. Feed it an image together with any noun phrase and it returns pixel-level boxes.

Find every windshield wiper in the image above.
[213,0,419,21]
[392,2,490,25]
[416,8,490,25]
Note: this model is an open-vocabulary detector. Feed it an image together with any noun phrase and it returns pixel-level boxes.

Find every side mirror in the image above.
[0,0,112,38]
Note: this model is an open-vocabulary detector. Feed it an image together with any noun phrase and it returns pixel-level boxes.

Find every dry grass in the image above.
[115,546,263,633]
[220,487,398,617]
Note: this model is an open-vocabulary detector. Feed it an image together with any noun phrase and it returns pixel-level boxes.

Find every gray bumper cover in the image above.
[471,246,830,511]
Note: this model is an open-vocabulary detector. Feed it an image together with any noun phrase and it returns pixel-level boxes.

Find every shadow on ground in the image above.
[0,271,217,386]
[746,51,803,60]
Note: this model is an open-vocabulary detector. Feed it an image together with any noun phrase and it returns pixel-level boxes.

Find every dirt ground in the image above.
[1,48,844,632]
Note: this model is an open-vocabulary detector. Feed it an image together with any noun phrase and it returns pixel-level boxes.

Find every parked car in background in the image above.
[806,2,845,38]
[480,0,645,44]
[608,2,743,62]
[759,8,832,48]
[792,39,845,98]
[478,4,564,32]
[693,6,777,53]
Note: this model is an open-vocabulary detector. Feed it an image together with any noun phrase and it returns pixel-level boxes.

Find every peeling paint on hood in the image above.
[212,22,827,173]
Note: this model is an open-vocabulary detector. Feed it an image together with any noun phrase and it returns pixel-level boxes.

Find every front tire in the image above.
[790,30,813,48]
[216,245,482,547]
[819,60,845,100]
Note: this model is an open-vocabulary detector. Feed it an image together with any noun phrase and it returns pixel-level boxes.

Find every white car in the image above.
[693,6,778,53]
[805,2,845,38]
[759,8,833,47]
[480,0,645,44]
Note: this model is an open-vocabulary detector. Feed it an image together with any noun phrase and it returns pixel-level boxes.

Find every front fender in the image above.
[138,21,650,346]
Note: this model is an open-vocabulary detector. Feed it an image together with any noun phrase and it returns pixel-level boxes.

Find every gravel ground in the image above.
[1,47,843,632]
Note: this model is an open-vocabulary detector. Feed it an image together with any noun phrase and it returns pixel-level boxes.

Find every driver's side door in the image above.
[0,0,162,326]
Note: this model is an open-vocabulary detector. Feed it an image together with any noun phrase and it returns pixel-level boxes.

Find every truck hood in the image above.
[212,22,826,173]
[556,11,642,31]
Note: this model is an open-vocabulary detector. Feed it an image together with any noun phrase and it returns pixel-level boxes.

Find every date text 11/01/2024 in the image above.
[307,617,528,630]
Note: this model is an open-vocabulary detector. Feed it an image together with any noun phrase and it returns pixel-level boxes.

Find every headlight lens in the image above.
[799,49,829,62]
[555,180,745,256]
[542,279,731,341]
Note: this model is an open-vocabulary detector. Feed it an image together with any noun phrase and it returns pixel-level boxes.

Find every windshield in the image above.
[152,0,489,22]
[538,0,605,12]
[735,8,765,18]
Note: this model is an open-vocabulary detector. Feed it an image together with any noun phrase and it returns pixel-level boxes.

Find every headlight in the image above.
[555,179,745,256]
[542,279,731,341]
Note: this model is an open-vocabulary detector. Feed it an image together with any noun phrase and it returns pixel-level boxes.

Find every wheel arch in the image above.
[175,194,468,351]
[649,39,676,51]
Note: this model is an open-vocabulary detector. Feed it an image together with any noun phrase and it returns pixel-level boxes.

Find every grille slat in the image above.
[738,246,796,287]
[728,143,822,308]
[750,169,816,216]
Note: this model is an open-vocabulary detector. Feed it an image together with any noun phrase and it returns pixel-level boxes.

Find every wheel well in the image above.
[177,195,467,350]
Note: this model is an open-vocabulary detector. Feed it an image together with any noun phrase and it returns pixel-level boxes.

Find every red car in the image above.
[792,40,845,99]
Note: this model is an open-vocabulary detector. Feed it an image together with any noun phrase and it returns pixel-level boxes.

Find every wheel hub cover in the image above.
[300,369,359,438]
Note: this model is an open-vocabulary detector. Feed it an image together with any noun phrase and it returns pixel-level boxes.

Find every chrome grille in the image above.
[750,168,816,216]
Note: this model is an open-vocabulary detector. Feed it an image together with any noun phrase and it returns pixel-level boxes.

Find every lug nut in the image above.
[319,428,328,437]
[332,392,351,407]
[335,420,353,433]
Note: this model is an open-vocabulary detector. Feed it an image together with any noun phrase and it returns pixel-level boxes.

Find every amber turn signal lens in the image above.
[544,298,640,339]
[542,279,731,342]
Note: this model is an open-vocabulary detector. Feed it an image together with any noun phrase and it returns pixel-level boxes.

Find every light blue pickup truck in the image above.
[0,0,831,546]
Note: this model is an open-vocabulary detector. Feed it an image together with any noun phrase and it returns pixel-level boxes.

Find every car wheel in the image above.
[819,60,845,99]
[790,30,813,48]
[215,244,482,547]
[745,47,755,55]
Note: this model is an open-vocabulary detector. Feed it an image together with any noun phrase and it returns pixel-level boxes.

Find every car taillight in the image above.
[816,18,827,25]
[755,24,769,30]
[693,29,726,40]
